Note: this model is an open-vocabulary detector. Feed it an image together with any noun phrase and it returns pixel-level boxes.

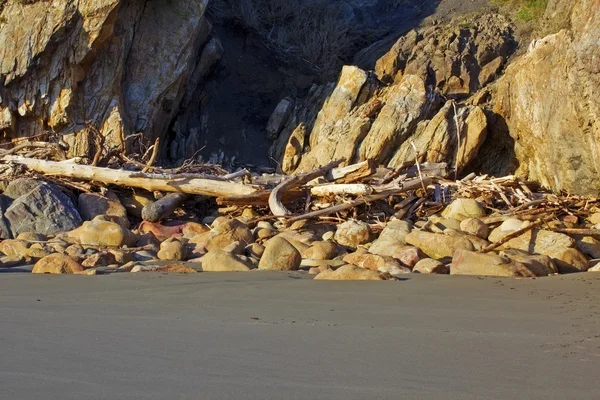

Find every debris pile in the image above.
[1,142,600,280]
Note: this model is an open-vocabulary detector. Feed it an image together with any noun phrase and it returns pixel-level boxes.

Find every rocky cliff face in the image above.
[494,0,600,195]
[0,0,218,162]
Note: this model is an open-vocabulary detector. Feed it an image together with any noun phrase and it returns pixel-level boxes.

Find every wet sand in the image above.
[1,272,600,399]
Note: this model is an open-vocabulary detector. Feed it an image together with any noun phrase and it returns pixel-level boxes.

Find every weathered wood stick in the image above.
[216,189,305,206]
[326,160,376,183]
[269,159,345,217]
[2,156,258,197]
[288,177,432,223]
[141,193,190,222]
[551,228,600,237]
[310,184,373,197]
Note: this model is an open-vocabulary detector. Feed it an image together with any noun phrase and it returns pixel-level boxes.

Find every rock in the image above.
[206,219,254,255]
[135,232,161,248]
[5,182,82,237]
[451,250,537,277]
[138,221,189,241]
[405,231,474,260]
[82,252,117,268]
[488,218,524,242]
[334,220,372,249]
[378,265,412,277]
[133,250,158,262]
[0,239,30,259]
[552,248,590,274]
[201,250,253,272]
[266,97,294,139]
[446,231,490,251]
[375,14,515,94]
[358,74,438,165]
[373,220,412,244]
[65,245,85,262]
[26,244,51,259]
[32,254,84,274]
[388,102,488,173]
[589,213,600,225]
[460,218,489,239]
[413,259,449,274]
[258,237,302,271]
[256,228,275,241]
[78,193,128,225]
[429,217,462,233]
[301,241,339,260]
[16,232,47,242]
[493,1,600,195]
[107,249,134,265]
[589,264,600,272]
[0,201,11,239]
[314,264,384,281]
[246,243,265,259]
[500,228,575,257]
[441,199,486,221]
[131,264,197,273]
[181,222,210,237]
[308,267,321,275]
[576,236,600,259]
[157,238,188,261]
[499,250,558,276]
[2,178,44,201]
[92,214,130,230]
[342,252,403,271]
[121,193,154,218]
[68,220,135,248]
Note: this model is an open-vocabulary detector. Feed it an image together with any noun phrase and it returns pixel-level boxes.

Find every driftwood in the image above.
[288,177,433,223]
[326,160,376,183]
[142,193,190,222]
[2,156,258,197]
[269,159,345,217]
[310,184,373,197]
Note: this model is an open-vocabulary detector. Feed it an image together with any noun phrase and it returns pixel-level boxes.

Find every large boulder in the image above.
[451,250,537,278]
[69,220,135,247]
[201,250,252,272]
[78,193,128,224]
[493,0,600,195]
[33,254,84,275]
[258,237,302,271]
[405,231,474,260]
[313,264,384,281]
[4,182,82,237]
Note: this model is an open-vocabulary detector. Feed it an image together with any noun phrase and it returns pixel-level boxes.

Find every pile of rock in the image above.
[1,177,599,280]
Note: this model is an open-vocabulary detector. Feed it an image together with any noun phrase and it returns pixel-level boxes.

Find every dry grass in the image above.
[208,0,377,79]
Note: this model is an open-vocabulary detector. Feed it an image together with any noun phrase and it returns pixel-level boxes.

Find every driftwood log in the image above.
[141,193,190,222]
[2,156,258,197]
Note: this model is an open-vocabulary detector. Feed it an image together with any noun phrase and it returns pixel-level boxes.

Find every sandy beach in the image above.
[1,272,600,399]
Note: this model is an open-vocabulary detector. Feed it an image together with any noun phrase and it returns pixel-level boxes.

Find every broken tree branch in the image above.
[2,155,258,197]
[141,192,190,222]
[269,159,345,217]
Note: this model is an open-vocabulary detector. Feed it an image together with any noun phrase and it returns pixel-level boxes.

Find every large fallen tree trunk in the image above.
[2,156,258,197]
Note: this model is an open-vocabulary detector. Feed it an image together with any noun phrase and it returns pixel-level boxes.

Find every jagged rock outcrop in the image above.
[270,13,514,174]
[494,0,600,195]
[375,14,516,97]
[0,0,218,160]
